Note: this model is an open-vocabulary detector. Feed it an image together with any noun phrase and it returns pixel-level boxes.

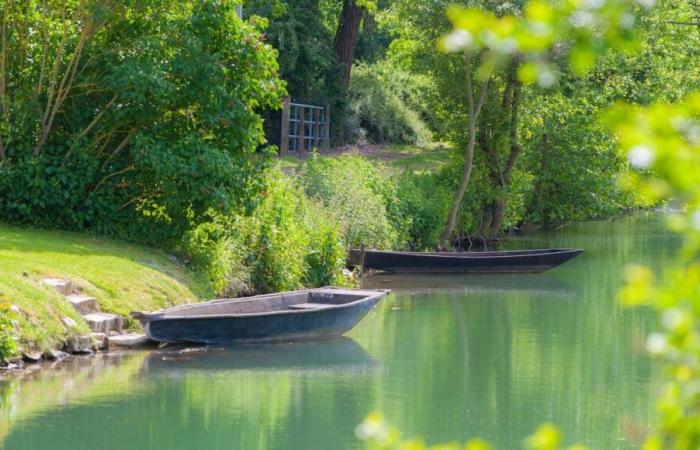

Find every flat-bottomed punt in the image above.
[132,288,387,344]
[348,248,583,274]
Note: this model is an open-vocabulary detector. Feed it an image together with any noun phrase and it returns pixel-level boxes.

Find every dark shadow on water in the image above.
[143,337,376,374]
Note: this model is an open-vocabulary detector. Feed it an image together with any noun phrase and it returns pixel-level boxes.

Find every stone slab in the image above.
[90,332,109,351]
[83,313,123,334]
[42,278,76,295]
[66,295,99,315]
[21,350,42,363]
[64,335,93,354]
[108,333,155,349]
[43,349,68,361]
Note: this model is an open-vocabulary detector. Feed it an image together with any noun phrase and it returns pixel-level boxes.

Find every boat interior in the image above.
[148,288,383,318]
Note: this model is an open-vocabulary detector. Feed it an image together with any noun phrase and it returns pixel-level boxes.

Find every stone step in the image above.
[91,332,109,351]
[43,278,77,295]
[22,350,42,363]
[82,312,123,334]
[108,333,155,349]
[64,335,93,354]
[66,294,99,315]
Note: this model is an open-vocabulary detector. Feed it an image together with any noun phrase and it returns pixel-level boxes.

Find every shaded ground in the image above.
[279,143,452,174]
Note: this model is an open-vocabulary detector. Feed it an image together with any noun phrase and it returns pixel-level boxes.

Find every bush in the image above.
[394,173,452,250]
[183,170,350,296]
[302,154,400,249]
[183,214,254,297]
[347,63,433,146]
[0,1,284,248]
[303,201,349,287]
[246,174,309,293]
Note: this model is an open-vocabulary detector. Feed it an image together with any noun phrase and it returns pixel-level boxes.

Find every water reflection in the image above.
[144,338,376,374]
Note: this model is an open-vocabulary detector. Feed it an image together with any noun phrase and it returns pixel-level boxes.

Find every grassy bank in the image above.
[0,224,212,355]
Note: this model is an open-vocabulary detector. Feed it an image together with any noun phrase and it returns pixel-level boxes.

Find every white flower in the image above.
[500,37,518,54]
[671,116,700,145]
[662,308,684,330]
[570,11,596,28]
[646,333,667,354]
[583,0,604,8]
[537,68,556,88]
[627,145,655,169]
[444,29,473,52]
[620,13,635,29]
[635,0,656,8]
[692,209,700,231]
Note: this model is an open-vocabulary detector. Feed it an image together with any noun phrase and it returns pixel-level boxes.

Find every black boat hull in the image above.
[139,291,383,345]
[348,248,583,274]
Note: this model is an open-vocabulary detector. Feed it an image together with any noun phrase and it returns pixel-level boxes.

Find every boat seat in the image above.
[289,303,335,310]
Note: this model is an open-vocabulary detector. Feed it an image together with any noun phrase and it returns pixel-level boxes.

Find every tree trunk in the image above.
[488,199,506,238]
[441,54,490,244]
[484,68,522,238]
[333,0,364,89]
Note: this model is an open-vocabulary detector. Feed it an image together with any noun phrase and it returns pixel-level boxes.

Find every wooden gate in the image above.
[279,98,330,155]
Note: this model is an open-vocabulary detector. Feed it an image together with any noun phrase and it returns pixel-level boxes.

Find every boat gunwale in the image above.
[134,288,388,322]
[356,248,583,260]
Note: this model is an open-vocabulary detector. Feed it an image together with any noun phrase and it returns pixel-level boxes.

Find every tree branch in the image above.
[100,128,136,170]
[88,166,134,198]
[78,94,117,140]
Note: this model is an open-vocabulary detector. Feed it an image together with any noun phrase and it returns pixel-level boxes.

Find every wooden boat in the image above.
[348,248,583,274]
[131,288,387,344]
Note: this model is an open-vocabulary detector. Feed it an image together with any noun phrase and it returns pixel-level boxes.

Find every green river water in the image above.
[0,213,678,449]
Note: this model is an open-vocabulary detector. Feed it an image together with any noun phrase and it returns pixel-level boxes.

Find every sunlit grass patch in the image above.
[0,224,212,352]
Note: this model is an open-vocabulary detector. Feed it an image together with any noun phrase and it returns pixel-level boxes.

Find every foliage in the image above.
[184,169,351,296]
[609,93,700,448]
[357,413,586,450]
[0,0,284,247]
[520,88,637,225]
[246,173,310,293]
[0,300,18,364]
[393,172,451,250]
[347,62,433,145]
[303,201,349,287]
[442,0,640,84]
[183,213,254,297]
[302,154,400,249]
[246,0,342,105]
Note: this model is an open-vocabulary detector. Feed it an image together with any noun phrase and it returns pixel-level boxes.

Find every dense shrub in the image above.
[302,201,349,287]
[184,214,254,297]
[184,170,349,296]
[246,174,309,293]
[0,1,283,247]
[393,173,452,250]
[302,154,400,249]
[347,63,433,146]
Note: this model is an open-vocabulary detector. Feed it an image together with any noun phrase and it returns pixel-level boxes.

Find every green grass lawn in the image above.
[0,224,212,352]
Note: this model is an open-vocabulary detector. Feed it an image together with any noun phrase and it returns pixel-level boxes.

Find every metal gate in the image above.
[279,98,330,155]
